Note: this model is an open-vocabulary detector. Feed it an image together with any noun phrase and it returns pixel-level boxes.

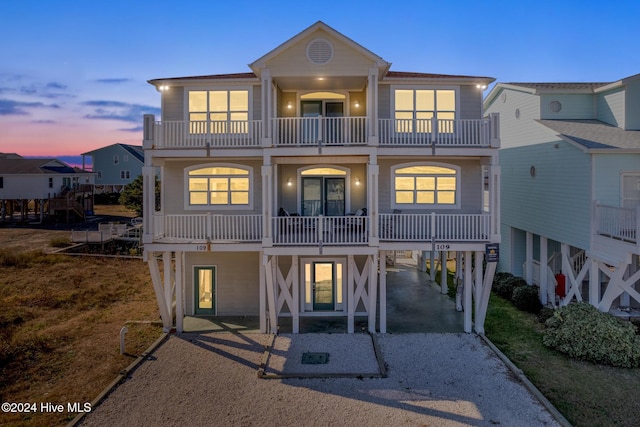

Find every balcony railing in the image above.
[273,116,368,146]
[273,215,368,245]
[153,214,262,242]
[150,120,262,148]
[379,213,491,241]
[378,118,493,147]
[595,204,638,244]
[144,115,498,149]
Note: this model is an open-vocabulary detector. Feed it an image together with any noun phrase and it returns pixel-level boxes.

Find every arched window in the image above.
[186,164,252,209]
[392,163,459,208]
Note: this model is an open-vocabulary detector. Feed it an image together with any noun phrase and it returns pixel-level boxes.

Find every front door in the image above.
[313,262,335,310]
[301,100,344,144]
[194,266,216,315]
[301,177,345,216]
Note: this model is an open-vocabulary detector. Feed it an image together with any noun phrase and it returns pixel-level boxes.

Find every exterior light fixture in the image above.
[158,85,170,92]
[287,178,293,186]
[354,100,360,108]
[287,102,293,109]
[476,84,487,90]
[355,177,360,186]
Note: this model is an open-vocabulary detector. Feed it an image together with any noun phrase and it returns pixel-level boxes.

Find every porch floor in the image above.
[184,257,463,333]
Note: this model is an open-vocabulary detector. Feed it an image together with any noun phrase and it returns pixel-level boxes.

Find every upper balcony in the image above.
[143,114,500,151]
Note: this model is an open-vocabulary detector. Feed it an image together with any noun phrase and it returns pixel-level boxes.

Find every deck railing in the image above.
[272,215,368,245]
[378,118,493,147]
[272,116,368,146]
[153,214,262,242]
[379,213,491,241]
[595,204,638,244]
[144,115,498,148]
[151,120,262,148]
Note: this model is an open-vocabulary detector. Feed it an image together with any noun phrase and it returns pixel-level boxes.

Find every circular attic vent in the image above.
[550,100,562,113]
[307,38,333,65]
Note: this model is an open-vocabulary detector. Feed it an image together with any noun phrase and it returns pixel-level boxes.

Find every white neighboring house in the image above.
[484,74,640,312]
[142,22,501,334]
[0,153,95,222]
[82,143,144,194]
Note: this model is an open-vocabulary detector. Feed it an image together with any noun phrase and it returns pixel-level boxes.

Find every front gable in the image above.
[250,22,390,84]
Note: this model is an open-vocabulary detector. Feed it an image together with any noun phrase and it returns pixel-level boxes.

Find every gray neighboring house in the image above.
[0,153,94,222]
[484,73,640,312]
[82,143,144,193]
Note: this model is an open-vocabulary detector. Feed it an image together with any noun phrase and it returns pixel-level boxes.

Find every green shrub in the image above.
[543,302,640,368]
[493,272,513,285]
[512,285,543,314]
[493,276,527,301]
[537,307,555,323]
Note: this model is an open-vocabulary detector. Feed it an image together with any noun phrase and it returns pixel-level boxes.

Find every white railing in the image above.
[273,116,368,146]
[151,120,262,148]
[595,204,638,244]
[378,118,492,147]
[154,214,262,242]
[272,216,368,245]
[379,213,490,241]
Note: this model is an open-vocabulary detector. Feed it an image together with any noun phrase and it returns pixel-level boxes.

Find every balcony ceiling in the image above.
[274,75,368,92]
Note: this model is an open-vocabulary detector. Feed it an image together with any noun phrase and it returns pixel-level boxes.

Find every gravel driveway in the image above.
[80,332,561,426]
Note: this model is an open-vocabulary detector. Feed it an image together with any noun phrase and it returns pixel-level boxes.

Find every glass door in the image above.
[302,177,345,216]
[325,178,345,216]
[194,266,216,315]
[301,101,322,143]
[324,101,344,144]
[302,177,323,216]
[313,262,334,311]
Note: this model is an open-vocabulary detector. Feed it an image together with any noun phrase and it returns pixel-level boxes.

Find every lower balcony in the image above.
[273,215,368,245]
[379,213,491,241]
[153,214,262,243]
[595,204,638,245]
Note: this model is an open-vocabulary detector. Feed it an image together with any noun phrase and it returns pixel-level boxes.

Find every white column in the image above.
[368,161,379,242]
[142,165,155,243]
[368,254,378,333]
[440,251,448,294]
[427,251,434,276]
[367,67,379,144]
[175,251,184,333]
[163,251,173,318]
[525,232,533,285]
[474,251,483,317]
[540,236,548,305]
[347,255,355,334]
[262,164,273,245]
[379,251,387,333]
[259,252,266,333]
[464,251,473,333]
[263,255,277,333]
[292,255,300,334]
[589,257,600,307]
[261,68,272,145]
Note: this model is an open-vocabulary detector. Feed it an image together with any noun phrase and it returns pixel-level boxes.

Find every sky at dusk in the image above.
[1,0,639,166]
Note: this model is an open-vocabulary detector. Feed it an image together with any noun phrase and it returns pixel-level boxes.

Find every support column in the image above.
[440,251,448,294]
[261,68,273,145]
[367,67,379,144]
[525,231,533,285]
[292,255,299,334]
[464,251,473,333]
[263,255,277,333]
[261,164,273,245]
[148,252,173,332]
[175,251,184,333]
[474,251,483,318]
[540,236,548,305]
[368,253,378,333]
[589,257,600,306]
[367,160,379,242]
[427,251,433,276]
[347,255,355,334]
[259,252,266,333]
[163,252,173,318]
[379,251,387,333]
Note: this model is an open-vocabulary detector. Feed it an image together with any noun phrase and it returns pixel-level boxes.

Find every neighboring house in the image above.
[0,153,95,222]
[82,143,144,193]
[142,21,501,334]
[484,74,640,312]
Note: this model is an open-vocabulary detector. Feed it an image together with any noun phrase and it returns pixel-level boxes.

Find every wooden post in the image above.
[464,251,473,333]
[347,255,355,334]
[379,251,387,333]
[292,255,299,334]
[175,251,183,333]
[368,254,378,333]
[163,252,173,318]
[259,252,266,333]
[589,257,599,307]
[525,231,533,285]
[540,236,548,305]
[263,255,277,333]
[440,251,448,294]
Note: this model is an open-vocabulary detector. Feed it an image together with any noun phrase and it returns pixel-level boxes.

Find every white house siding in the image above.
[485,89,546,149]
[161,159,263,215]
[184,251,260,316]
[626,79,640,130]
[540,94,595,120]
[596,88,625,128]
[0,175,59,199]
[377,159,483,213]
[265,31,373,77]
[162,86,184,121]
[593,153,640,205]
[500,141,592,251]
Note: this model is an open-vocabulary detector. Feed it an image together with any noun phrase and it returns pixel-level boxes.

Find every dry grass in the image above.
[0,225,161,426]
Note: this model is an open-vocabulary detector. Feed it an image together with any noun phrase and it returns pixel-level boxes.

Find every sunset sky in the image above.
[1,0,638,167]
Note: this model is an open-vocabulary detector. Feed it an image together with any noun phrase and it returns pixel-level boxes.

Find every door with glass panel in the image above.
[301,177,345,216]
[301,101,322,143]
[324,101,344,144]
[312,262,335,311]
[194,266,216,315]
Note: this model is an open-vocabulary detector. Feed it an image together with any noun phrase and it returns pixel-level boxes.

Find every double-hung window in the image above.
[187,165,251,208]
[393,164,459,208]
[394,89,456,133]
[188,90,249,134]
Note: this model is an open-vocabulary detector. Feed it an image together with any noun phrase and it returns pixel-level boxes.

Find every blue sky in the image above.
[1,0,638,162]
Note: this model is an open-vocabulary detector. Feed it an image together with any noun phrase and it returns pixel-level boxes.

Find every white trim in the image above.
[183,162,254,211]
[300,257,347,313]
[391,161,461,210]
[193,264,217,316]
[296,164,351,215]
